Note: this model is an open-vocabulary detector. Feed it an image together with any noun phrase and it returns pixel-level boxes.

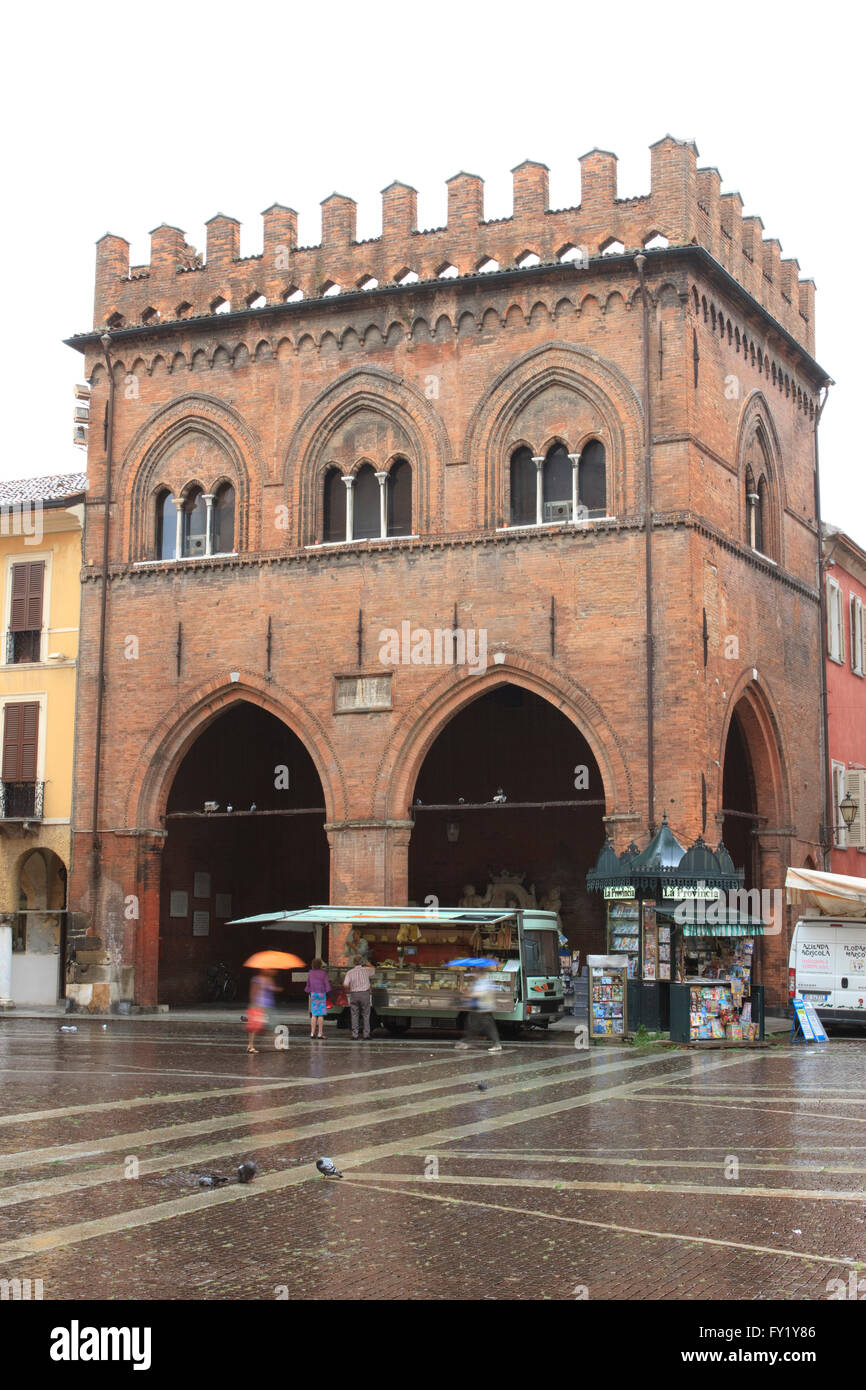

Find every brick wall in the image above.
[67,145,829,1010]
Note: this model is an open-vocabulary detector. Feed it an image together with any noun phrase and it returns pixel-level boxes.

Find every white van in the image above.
[788,917,866,1023]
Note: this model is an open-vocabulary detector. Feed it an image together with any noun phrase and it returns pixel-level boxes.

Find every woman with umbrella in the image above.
[243,951,305,1053]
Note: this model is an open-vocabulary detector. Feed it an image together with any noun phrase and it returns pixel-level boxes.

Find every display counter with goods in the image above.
[669,935,764,1042]
[606,902,640,977]
[587,954,628,1042]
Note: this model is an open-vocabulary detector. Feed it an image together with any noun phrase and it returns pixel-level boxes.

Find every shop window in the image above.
[6,561,44,664]
[387,459,412,537]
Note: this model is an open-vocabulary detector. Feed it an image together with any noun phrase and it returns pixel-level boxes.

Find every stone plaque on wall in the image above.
[170,891,188,918]
[192,911,210,937]
[334,674,392,712]
[194,872,211,898]
[215,893,232,919]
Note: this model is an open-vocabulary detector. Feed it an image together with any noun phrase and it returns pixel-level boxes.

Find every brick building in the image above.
[823,525,866,869]
[65,137,830,1010]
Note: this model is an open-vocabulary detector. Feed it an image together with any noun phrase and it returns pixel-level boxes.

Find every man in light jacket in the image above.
[343,956,375,1039]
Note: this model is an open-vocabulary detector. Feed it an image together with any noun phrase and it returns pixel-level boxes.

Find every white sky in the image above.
[3,1,863,547]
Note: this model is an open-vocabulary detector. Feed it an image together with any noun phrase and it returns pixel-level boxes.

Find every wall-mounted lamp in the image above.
[840,791,858,830]
[446,821,460,844]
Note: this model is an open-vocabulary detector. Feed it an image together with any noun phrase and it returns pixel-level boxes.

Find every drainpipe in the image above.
[635,254,656,832]
[813,382,833,869]
[89,332,115,921]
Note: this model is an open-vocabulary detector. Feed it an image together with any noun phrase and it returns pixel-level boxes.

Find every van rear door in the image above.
[793,923,835,1006]
[836,929,866,1015]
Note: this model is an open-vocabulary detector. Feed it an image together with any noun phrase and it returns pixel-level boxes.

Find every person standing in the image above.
[343,955,375,1039]
[246,969,278,1054]
[456,967,502,1053]
[305,958,331,1039]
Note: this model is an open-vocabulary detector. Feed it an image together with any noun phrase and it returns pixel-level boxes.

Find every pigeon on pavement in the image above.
[237,1161,258,1184]
[316,1157,343,1178]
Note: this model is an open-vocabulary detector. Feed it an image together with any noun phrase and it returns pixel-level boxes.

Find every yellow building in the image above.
[0,474,86,1006]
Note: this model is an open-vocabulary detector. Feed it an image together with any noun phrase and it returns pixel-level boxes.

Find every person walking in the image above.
[456,967,502,1053]
[305,958,331,1039]
[245,969,278,1054]
[343,955,375,1039]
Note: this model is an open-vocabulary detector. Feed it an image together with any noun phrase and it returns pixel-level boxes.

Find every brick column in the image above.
[135,831,165,1006]
[326,820,415,905]
[755,833,789,1009]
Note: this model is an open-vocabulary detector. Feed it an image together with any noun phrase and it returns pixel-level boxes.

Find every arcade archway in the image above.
[721,709,759,888]
[158,701,328,1004]
[408,685,607,961]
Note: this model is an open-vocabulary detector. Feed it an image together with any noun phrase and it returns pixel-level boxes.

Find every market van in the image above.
[788,917,866,1023]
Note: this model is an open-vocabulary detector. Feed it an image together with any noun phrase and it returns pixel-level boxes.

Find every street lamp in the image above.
[840,791,858,830]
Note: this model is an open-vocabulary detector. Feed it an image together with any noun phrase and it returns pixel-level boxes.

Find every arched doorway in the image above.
[408,685,606,961]
[721,709,758,888]
[12,847,66,1004]
[158,702,328,1004]
[720,684,790,1002]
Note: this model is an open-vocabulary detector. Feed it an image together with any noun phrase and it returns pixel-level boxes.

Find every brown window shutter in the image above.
[9,562,45,632]
[2,701,39,782]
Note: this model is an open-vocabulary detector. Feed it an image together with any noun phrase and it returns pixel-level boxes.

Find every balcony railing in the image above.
[5,630,41,664]
[0,781,44,819]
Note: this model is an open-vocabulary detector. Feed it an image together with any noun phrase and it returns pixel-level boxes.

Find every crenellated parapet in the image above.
[92,136,816,354]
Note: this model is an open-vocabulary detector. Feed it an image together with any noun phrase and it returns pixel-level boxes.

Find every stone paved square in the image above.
[1,1015,864,1302]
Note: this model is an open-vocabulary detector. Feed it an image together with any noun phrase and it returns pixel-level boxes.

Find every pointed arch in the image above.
[716,670,793,831]
[121,393,263,560]
[284,365,452,545]
[735,391,786,564]
[375,654,633,825]
[129,675,345,832]
[462,341,644,528]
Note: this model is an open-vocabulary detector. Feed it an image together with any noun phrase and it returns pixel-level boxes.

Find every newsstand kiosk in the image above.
[587,819,765,1041]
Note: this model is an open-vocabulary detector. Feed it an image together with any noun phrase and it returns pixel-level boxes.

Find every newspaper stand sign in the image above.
[790,994,828,1044]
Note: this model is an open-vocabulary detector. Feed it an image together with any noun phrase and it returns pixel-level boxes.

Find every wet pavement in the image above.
[0,1015,864,1301]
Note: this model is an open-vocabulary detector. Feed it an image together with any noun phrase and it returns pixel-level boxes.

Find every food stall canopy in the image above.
[227,911,321,931]
[229,905,520,930]
[785,868,866,918]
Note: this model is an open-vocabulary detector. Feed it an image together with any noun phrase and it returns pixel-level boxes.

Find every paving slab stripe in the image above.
[628,1095,866,1125]
[511,1144,866,1154]
[0,1050,677,1172]
[407,1151,866,1176]
[0,1050,577,1129]
[0,1051,690,1204]
[642,1091,866,1105]
[0,1050,756,1264]
[347,1170,866,1203]
[344,1180,862,1270]
[0,1051,500,1123]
